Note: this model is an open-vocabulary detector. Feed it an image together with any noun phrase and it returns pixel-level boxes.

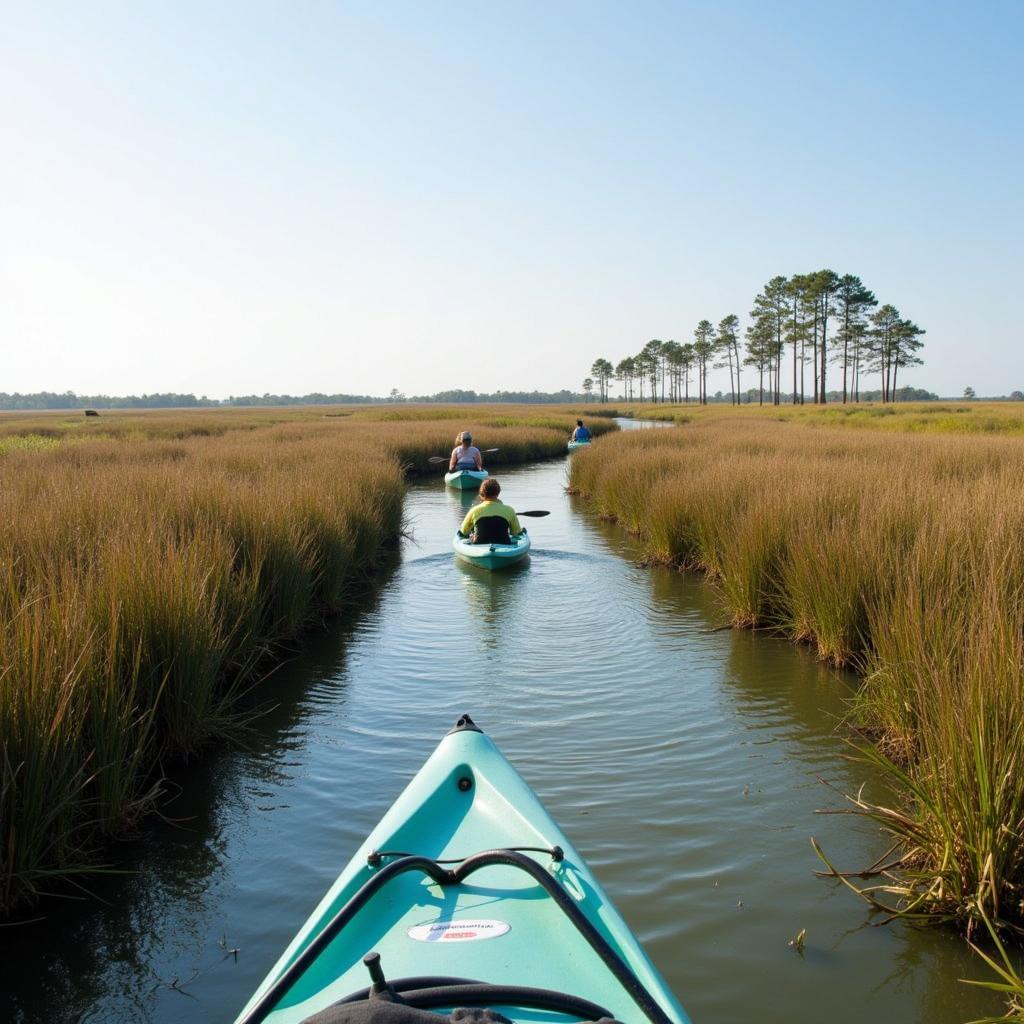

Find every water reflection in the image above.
[456,559,531,653]
[446,485,480,515]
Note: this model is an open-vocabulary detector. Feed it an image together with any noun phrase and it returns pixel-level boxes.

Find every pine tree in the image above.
[590,359,614,402]
[693,321,715,405]
[833,275,877,403]
[786,275,813,404]
[680,343,695,402]
[615,357,636,401]
[751,275,789,404]
[715,315,741,404]
[744,318,774,405]
[811,270,840,403]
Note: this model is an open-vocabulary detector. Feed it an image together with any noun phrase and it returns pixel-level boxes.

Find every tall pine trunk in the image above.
[820,302,829,403]
[800,338,806,404]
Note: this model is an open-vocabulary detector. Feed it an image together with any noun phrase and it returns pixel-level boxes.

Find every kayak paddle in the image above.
[428,448,500,465]
[516,510,550,517]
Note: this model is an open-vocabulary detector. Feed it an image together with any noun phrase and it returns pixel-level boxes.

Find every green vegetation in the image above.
[0,405,611,915]
[568,412,1024,951]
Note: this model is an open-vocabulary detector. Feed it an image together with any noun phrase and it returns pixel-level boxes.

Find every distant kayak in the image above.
[444,469,489,490]
[452,529,530,571]
[567,440,592,451]
[233,715,690,1024]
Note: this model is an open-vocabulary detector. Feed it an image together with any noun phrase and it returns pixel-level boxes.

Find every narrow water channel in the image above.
[0,421,999,1024]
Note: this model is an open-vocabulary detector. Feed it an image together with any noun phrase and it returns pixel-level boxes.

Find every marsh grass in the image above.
[618,400,1024,435]
[568,415,1024,942]
[0,405,605,913]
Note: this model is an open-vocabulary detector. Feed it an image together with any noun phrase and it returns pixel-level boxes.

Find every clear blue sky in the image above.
[1,1,1020,398]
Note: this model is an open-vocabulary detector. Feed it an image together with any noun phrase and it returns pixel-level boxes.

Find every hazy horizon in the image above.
[2,2,1021,399]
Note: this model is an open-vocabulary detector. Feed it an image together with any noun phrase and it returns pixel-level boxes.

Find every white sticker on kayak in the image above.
[407,919,510,942]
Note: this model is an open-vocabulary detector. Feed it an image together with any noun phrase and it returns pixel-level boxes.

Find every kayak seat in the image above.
[471,516,511,545]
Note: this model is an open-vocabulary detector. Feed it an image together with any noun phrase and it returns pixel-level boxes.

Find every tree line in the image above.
[0,388,593,411]
[585,271,927,405]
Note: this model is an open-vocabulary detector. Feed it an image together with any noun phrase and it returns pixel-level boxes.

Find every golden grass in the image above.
[0,405,611,913]
[614,400,1024,435]
[568,415,1024,939]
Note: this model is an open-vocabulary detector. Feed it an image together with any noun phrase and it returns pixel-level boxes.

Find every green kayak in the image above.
[566,440,592,451]
[452,529,530,571]
[234,716,690,1024]
[444,469,489,490]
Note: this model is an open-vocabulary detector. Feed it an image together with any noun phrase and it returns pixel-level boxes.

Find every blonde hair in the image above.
[456,431,472,444]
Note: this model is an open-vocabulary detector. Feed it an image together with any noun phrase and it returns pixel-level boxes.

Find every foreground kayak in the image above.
[452,529,531,571]
[234,716,689,1024]
[567,440,592,451]
[444,469,489,490]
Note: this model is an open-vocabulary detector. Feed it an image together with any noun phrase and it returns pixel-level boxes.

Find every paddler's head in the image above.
[457,431,472,446]
[479,478,500,501]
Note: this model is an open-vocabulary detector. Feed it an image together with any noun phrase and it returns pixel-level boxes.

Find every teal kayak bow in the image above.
[234,716,690,1024]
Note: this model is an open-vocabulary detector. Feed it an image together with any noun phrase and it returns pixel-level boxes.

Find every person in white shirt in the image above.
[449,432,483,471]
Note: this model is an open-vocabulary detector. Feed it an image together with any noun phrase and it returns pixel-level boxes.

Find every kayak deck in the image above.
[235,718,689,1024]
[567,440,592,451]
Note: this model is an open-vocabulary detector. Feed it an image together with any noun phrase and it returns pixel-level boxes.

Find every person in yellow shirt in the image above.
[458,478,523,544]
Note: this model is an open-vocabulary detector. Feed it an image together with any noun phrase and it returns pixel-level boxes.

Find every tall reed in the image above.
[0,406,605,912]
[568,416,1024,939]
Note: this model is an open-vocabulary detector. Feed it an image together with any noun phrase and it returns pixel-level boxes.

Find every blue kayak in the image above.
[233,716,690,1024]
[567,440,592,451]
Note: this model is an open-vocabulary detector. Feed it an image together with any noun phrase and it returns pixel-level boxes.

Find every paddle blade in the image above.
[517,510,550,517]
[428,456,448,464]
[483,448,500,453]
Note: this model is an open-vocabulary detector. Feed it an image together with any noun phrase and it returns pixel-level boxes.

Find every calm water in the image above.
[0,421,999,1024]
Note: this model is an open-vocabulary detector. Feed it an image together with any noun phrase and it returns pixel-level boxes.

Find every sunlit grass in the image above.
[568,415,1024,948]
[0,405,611,913]
[614,400,1024,435]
